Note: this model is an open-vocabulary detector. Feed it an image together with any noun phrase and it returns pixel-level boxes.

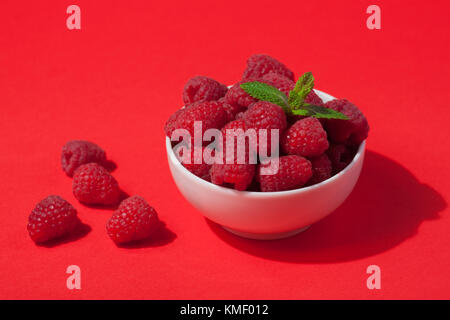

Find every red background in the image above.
[1,0,449,299]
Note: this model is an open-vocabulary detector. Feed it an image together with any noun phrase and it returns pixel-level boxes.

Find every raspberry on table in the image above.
[210,120,256,191]
[324,99,369,145]
[326,143,356,174]
[282,117,329,157]
[183,76,228,105]
[106,196,160,245]
[224,80,259,110]
[72,163,121,206]
[257,155,312,192]
[164,100,228,140]
[61,140,107,177]
[242,54,295,81]
[27,195,80,243]
[308,153,332,185]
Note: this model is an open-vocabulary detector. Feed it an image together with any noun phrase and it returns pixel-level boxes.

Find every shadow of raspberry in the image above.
[115,222,177,249]
[37,221,92,248]
[206,150,447,263]
[103,159,117,173]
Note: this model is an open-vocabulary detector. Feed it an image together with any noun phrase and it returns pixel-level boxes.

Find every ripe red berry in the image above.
[27,195,80,243]
[175,145,214,181]
[72,163,121,205]
[257,155,312,192]
[182,76,228,105]
[306,89,325,106]
[217,97,245,122]
[326,144,356,174]
[282,117,329,157]
[164,108,186,138]
[242,101,287,156]
[61,140,107,177]
[242,54,295,81]
[164,100,228,140]
[260,72,295,96]
[308,153,332,185]
[224,80,259,110]
[210,162,256,191]
[210,120,256,191]
[243,101,287,131]
[324,99,369,145]
[106,196,160,244]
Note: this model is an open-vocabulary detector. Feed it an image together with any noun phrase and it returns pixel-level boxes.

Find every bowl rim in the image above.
[165,88,366,198]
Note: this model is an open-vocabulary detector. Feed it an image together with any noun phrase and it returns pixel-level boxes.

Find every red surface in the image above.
[1,0,449,299]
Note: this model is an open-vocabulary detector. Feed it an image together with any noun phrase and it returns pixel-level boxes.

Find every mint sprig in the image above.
[240,72,348,120]
[240,81,290,113]
[288,71,315,108]
[291,104,349,119]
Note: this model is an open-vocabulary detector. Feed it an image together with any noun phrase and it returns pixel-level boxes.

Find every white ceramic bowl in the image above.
[166,89,366,240]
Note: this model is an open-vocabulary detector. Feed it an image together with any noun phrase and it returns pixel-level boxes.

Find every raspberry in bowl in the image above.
[165,56,368,239]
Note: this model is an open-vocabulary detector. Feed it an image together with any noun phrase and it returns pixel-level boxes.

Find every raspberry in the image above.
[224,80,259,110]
[164,100,227,140]
[164,108,186,138]
[257,155,312,192]
[242,101,287,156]
[308,153,332,185]
[326,144,356,174]
[182,76,228,105]
[243,101,287,132]
[324,99,369,145]
[281,117,329,157]
[210,162,256,191]
[217,97,245,122]
[305,89,324,106]
[72,163,121,205]
[61,140,107,177]
[210,120,256,191]
[27,195,80,243]
[175,145,214,181]
[106,196,160,244]
[260,72,294,96]
[242,54,295,81]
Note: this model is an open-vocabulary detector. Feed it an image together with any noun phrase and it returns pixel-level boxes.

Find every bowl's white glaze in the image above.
[166,89,366,239]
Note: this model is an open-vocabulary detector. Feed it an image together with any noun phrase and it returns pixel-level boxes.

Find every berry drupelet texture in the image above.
[324,99,369,145]
[282,117,329,157]
[308,153,332,185]
[182,76,228,105]
[72,163,121,206]
[61,140,107,177]
[106,196,160,244]
[257,155,312,192]
[242,54,295,81]
[27,195,80,243]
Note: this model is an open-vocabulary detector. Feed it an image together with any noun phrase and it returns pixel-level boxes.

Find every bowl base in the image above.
[221,225,310,240]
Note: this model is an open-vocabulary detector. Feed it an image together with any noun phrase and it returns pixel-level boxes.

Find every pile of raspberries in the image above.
[165,54,369,192]
[27,141,160,245]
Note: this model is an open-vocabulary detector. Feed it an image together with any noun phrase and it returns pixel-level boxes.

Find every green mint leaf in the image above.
[287,90,303,108]
[240,81,290,113]
[288,72,314,107]
[291,104,349,120]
